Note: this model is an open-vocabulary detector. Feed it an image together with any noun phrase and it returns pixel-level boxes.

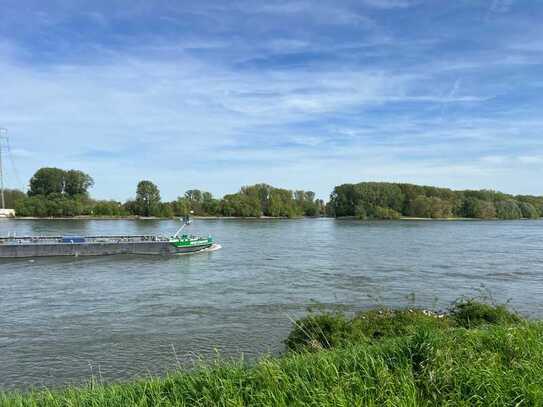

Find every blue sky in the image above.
[0,0,542,200]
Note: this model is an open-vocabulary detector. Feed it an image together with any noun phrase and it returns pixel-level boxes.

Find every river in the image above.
[0,218,542,389]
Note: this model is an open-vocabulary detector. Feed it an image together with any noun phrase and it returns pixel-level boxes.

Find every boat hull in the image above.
[0,241,213,258]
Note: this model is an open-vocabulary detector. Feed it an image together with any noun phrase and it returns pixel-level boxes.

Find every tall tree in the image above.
[28,167,65,196]
[135,180,161,216]
[64,170,94,196]
[28,167,93,196]
[185,190,203,203]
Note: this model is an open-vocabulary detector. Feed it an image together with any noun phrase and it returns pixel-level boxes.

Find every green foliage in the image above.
[221,192,262,217]
[519,201,540,219]
[331,183,405,218]
[368,206,401,219]
[28,167,93,197]
[216,184,318,218]
[331,181,541,220]
[171,197,191,216]
[449,298,521,328]
[462,197,497,219]
[92,200,126,216]
[17,171,542,220]
[28,167,65,196]
[285,307,451,352]
[516,195,543,217]
[2,189,26,208]
[285,313,351,352]
[64,170,94,196]
[354,203,367,219]
[14,194,95,217]
[158,202,174,218]
[135,180,161,217]
[410,195,432,217]
[4,300,542,406]
[286,299,520,353]
[495,200,522,220]
[18,168,325,218]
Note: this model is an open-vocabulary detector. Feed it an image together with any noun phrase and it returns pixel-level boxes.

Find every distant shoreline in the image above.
[7,215,309,220]
[4,215,539,221]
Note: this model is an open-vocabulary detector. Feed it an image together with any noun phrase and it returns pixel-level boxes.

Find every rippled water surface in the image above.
[1,218,542,389]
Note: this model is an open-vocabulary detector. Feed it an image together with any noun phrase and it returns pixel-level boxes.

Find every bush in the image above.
[449,299,521,328]
[370,206,401,220]
[285,313,350,352]
[286,299,522,353]
[350,308,451,341]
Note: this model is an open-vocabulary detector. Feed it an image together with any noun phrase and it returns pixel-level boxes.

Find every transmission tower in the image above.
[0,127,7,209]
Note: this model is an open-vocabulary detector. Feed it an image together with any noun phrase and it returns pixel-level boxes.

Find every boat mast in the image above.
[0,128,7,209]
[173,212,193,238]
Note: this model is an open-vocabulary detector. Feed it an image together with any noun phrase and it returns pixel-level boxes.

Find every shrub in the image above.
[285,313,350,352]
[370,206,401,220]
[449,299,521,328]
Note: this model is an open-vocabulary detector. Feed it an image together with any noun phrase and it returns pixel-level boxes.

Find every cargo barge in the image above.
[0,218,218,258]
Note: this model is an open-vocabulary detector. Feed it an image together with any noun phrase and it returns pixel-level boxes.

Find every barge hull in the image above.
[0,242,213,258]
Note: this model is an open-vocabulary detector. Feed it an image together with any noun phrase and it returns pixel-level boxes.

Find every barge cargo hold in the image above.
[0,234,216,258]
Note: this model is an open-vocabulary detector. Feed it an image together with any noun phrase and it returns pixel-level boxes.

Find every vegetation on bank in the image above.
[329,182,543,220]
[7,168,543,219]
[12,168,325,218]
[2,299,542,406]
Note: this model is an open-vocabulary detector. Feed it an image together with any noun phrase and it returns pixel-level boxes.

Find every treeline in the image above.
[9,168,543,220]
[12,168,325,218]
[329,182,543,220]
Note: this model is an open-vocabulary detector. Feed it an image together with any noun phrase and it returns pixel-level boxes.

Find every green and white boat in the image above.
[0,216,219,258]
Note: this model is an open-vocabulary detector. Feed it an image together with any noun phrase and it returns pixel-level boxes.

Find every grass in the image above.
[2,299,543,406]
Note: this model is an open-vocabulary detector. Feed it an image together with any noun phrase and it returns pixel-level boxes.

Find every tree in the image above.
[185,189,203,203]
[519,202,539,219]
[3,189,26,208]
[202,192,220,215]
[92,200,124,216]
[135,180,161,216]
[28,167,93,196]
[64,170,94,196]
[28,167,66,196]
[172,197,191,216]
[495,200,522,220]
[410,196,432,218]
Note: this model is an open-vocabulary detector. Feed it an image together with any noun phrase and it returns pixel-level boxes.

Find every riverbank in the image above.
[3,299,541,406]
[7,215,540,221]
[8,215,309,220]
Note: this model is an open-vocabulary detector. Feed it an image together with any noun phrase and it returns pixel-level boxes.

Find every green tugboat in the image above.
[0,216,220,258]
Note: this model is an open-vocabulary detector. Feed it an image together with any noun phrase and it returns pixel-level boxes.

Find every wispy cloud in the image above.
[0,1,541,198]
[361,0,420,9]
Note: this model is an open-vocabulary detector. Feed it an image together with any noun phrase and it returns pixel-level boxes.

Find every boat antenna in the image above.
[0,127,8,209]
[173,211,193,238]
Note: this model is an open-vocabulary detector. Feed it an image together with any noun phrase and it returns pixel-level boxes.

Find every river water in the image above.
[0,218,542,390]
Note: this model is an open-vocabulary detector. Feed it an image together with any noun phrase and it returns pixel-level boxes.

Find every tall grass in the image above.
[2,300,542,406]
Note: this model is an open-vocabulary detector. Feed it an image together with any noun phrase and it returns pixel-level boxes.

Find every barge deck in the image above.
[0,234,215,258]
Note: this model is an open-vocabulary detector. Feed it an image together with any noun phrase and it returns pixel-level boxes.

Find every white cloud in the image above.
[489,0,515,14]
[1,0,542,199]
[255,1,373,26]
[361,0,420,9]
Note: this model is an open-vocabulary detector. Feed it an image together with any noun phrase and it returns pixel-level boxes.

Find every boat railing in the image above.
[0,235,173,244]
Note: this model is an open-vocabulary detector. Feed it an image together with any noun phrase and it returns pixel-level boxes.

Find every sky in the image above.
[0,0,542,201]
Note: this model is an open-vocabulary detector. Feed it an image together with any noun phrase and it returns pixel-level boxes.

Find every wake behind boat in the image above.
[0,216,218,258]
